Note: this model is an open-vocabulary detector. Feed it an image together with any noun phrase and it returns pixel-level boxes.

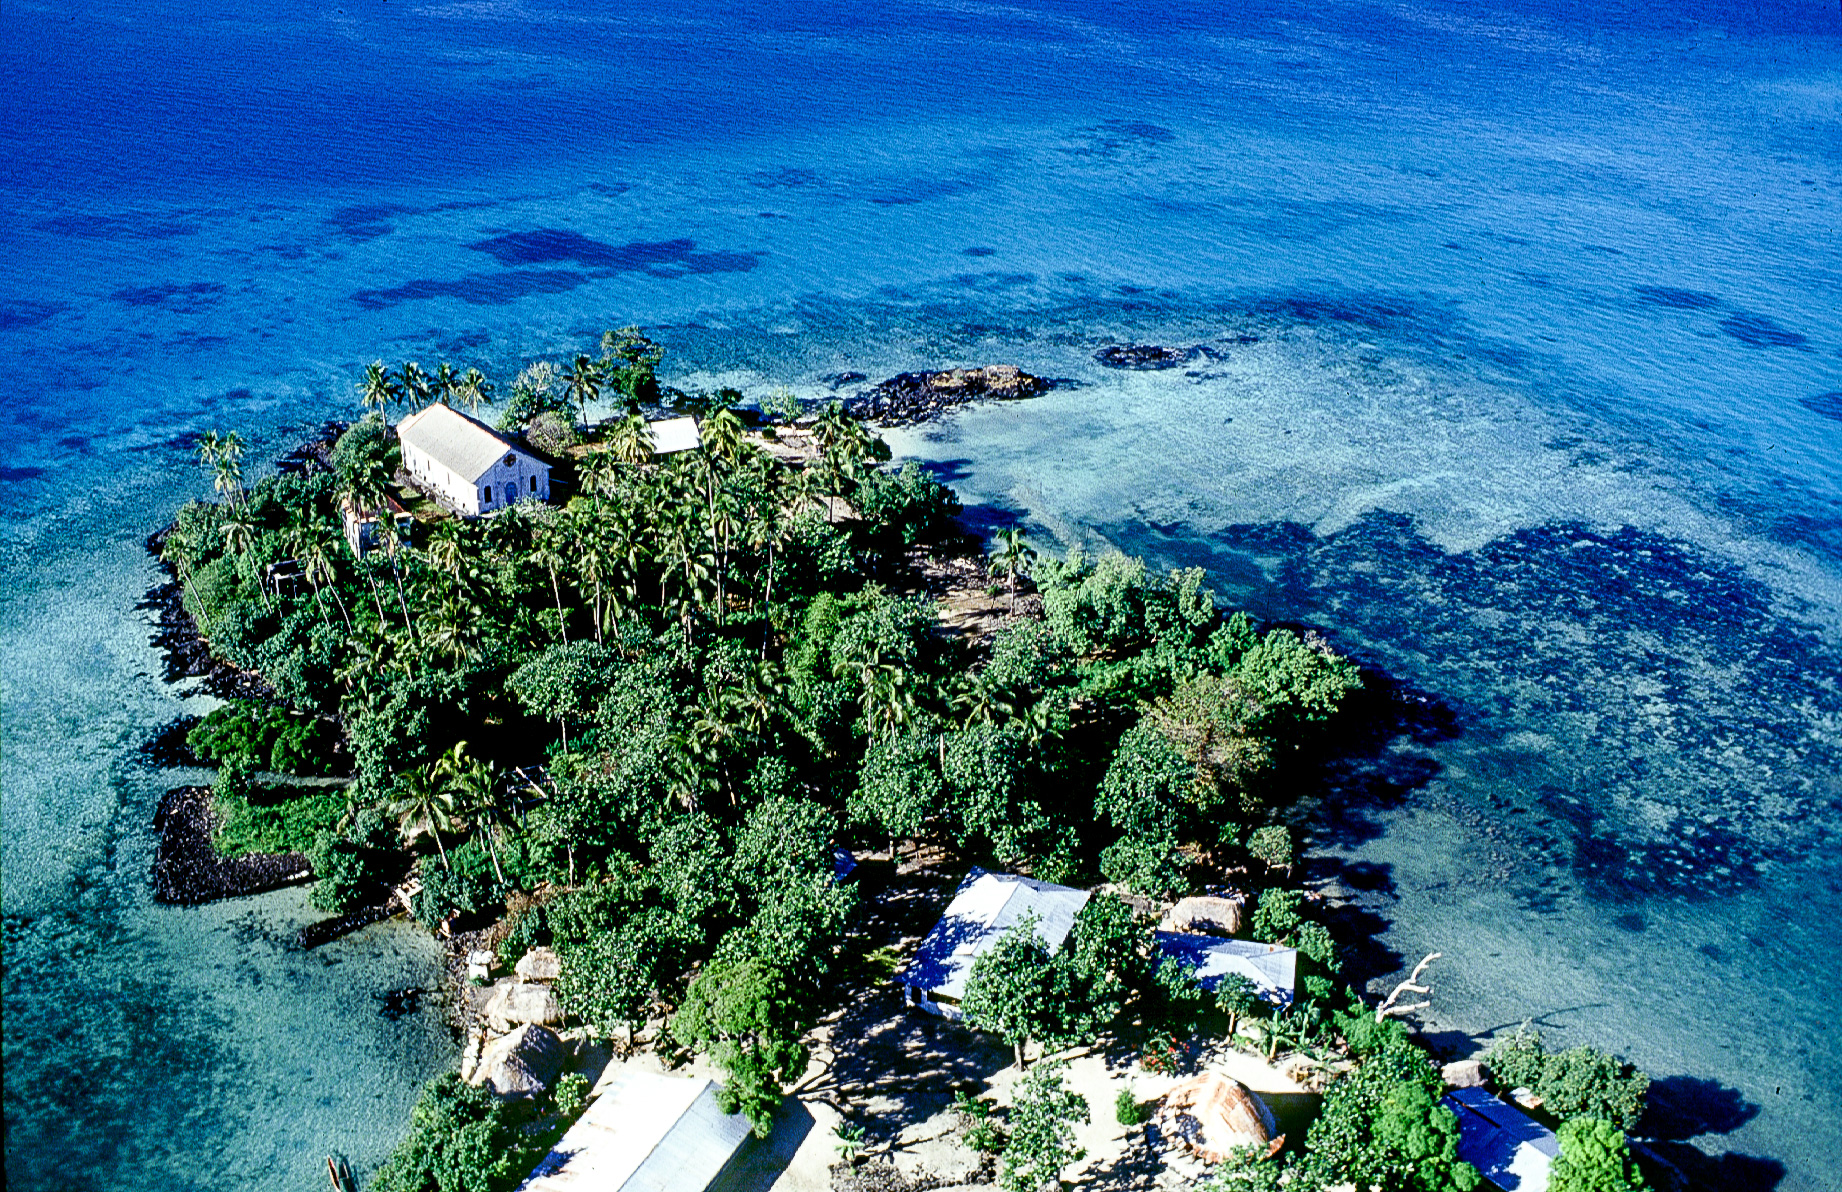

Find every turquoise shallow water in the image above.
[3,0,1840,1187]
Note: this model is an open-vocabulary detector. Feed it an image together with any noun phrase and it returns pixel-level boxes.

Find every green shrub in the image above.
[369,1073,551,1192]
[854,461,962,545]
[211,776,346,859]
[188,700,339,775]
[412,840,508,927]
[1246,824,1293,872]
[1115,1086,1151,1126]
[308,806,403,913]
[552,1072,590,1119]
[1551,1117,1646,1191]
[1482,1024,1650,1131]
[1250,888,1304,943]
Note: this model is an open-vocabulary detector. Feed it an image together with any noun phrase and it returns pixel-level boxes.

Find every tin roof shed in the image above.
[1441,1086,1559,1192]
[516,1070,752,1192]
[1154,932,1298,1007]
[899,868,1090,1003]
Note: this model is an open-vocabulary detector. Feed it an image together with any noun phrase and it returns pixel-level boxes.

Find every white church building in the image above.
[397,402,550,517]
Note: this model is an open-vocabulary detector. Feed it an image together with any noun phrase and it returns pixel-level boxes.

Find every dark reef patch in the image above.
[1797,391,1842,423]
[0,466,46,482]
[750,166,820,189]
[0,300,67,330]
[37,212,202,239]
[1719,311,1807,348]
[352,269,591,310]
[1067,119,1176,157]
[326,204,409,242]
[461,231,762,280]
[864,176,981,206]
[1634,285,1721,310]
[111,281,226,309]
[963,246,997,257]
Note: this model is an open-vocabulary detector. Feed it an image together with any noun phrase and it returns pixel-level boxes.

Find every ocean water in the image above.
[3,0,1839,1188]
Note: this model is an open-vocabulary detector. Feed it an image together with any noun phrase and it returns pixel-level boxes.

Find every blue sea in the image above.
[3,0,1838,1187]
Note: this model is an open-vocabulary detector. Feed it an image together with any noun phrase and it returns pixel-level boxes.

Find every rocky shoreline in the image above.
[845,365,1056,427]
[151,785,312,905]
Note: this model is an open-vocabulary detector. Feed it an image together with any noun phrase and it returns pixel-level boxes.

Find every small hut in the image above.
[1153,1071,1279,1164]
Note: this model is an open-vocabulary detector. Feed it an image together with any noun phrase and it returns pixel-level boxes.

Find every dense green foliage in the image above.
[1300,1046,1481,1192]
[208,765,346,858]
[189,700,342,775]
[1550,1118,1647,1192]
[1483,1025,1651,1130]
[177,333,1373,1166]
[670,957,811,1136]
[1000,1060,1089,1192]
[368,1074,555,1192]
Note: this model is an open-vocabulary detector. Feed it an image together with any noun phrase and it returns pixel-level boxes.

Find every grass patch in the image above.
[213,783,345,858]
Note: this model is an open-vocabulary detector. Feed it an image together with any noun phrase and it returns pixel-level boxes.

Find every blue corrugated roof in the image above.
[1442,1087,1559,1192]
[898,868,1090,1002]
[1154,932,1298,1006]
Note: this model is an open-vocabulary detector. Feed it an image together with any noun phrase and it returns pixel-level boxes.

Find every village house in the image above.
[339,492,414,560]
[516,1069,755,1192]
[396,402,550,516]
[648,415,701,455]
[1153,931,1299,1008]
[1441,1086,1560,1192]
[899,868,1090,1019]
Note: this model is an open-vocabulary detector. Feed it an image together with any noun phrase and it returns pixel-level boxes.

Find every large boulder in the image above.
[471,1024,566,1101]
[483,978,563,1030]
[515,946,562,983]
[1165,895,1245,937]
[1442,1059,1488,1089]
[1154,1072,1278,1165]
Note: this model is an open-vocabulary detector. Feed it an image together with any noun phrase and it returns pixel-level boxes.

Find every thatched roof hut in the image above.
[1164,894,1245,936]
[1154,1071,1279,1164]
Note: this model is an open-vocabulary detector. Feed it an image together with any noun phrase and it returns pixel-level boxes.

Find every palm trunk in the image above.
[549,570,568,645]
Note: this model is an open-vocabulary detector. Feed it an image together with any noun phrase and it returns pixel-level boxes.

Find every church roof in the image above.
[397,402,533,482]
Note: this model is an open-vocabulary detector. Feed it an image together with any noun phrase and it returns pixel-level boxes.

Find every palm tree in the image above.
[423,521,467,585]
[399,360,434,412]
[813,402,871,521]
[437,741,505,885]
[989,528,1038,614]
[432,362,462,406]
[526,508,572,645]
[342,460,415,639]
[454,367,494,415]
[389,763,459,870]
[578,450,620,499]
[359,361,402,424]
[607,411,654,465]
[295,524,351,629]
[564,354,603,430]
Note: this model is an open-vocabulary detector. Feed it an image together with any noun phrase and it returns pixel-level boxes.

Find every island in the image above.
[145,328,1660,1192]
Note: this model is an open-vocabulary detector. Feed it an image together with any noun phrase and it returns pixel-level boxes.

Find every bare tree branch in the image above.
[1377,952,1441,1023]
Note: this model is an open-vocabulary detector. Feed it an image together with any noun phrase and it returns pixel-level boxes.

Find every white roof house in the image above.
[1154,932,1298,1008]
[649,416,702,455]
[397,402,550,517]
[1441,1087,1559,1192]
[517,1070,753,1192]
[899,868,1090,1019]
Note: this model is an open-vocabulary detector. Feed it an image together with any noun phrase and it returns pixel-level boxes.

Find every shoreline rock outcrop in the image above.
[846,365,1055,427]
[151,785,312,905]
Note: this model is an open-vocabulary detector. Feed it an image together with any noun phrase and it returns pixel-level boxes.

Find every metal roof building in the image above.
[517,1070,753,1192]
[1441,1086,1559,1192]
[1153,932,1298,1008]
[649,416,702,455]
[397,402,550,516]
[899,867,1090,1019]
